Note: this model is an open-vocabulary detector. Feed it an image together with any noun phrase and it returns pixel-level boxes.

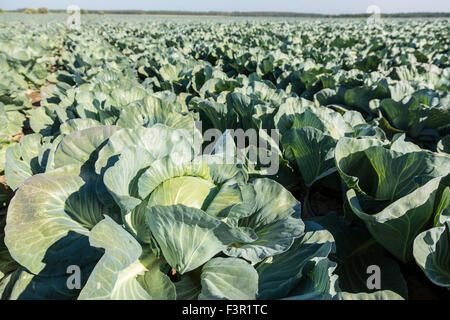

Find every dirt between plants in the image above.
[27,88,42,108]
[0,175,12,197]
[309,191,345,217]
[27,80,51,109]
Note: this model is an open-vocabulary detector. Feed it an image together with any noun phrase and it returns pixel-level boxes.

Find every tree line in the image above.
[3,8,450,18]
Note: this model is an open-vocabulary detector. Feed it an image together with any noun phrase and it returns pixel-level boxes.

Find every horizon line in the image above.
[4,9,450,16]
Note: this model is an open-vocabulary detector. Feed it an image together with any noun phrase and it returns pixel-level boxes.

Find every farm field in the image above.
[0,14,449,300]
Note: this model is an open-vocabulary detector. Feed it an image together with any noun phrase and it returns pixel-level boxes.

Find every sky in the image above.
[1,0,449,14]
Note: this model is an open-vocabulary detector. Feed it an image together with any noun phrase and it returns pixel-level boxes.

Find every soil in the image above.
[308,190,344,217]
[26,80,51,109]
[27,88,42,108]
[12,131,24,142]
[0,175,13,199]
[290,183,345,219]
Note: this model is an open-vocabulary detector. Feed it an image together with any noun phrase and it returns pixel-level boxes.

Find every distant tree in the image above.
[38,7,49,14]
[0,9,4,13]
[81,9,88,14]
[98,10,104,15]
[24,8,38,14]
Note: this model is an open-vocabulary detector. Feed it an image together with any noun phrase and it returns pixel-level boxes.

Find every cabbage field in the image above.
[0,14,449,300]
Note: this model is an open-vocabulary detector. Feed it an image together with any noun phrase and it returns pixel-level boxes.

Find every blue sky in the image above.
[2,0,449,13]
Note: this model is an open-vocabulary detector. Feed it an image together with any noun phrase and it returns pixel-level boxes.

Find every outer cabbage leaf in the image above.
[198,257,258,300]
[256,221,335,299]
[413,221,450,288]
[336,290,404,300]
[336,137,450,262]
[4,166,117,277]
[5,134,46,190]
[53,126,119,170]
[95,124,199,175]
[79,216,175,300]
